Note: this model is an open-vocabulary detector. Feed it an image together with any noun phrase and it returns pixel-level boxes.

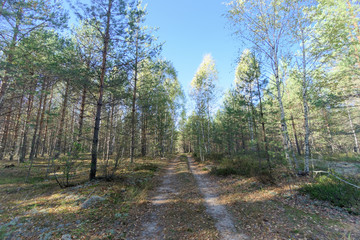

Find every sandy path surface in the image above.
[128,156,247,240]
[187,157,248,240]
[138,158,179,240]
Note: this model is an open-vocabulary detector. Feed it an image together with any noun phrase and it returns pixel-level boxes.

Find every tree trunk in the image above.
[35,81,49,157]
[42,85,54,156]
[256,77,271,171]
[274,57,294,169]
[301,35,311,174]
[90,0,112,180]
[322,108,335,153]
[29,81,46,161]
[130,30,139,164]
[347,105,359,153]
[19,88,35,163]
[54,80,70,159]
[247,106,255,151]
[63,108,69,155]
[107,97,115,159]
[0,104,12,160]
[69,105,75,153]
[141,112,147,157]
[9,92,24,161]
[240,124,246,151]
[291,114,301,156]
[78,85,87,144]
[250,102,260,153]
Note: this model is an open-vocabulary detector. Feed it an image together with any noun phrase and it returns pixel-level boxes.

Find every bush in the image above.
[210,166,237,176]
[134,163,158,172]
[300,175,360,214]
[205,153,225,162]
[209,154,274,184]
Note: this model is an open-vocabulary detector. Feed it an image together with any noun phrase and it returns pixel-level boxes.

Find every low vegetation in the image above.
[0,156,165,239]
[301,174,360,215]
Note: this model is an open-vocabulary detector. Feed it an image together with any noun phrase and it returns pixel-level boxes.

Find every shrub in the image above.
[209,154,274,184]
[134,163,158,172]
[205,153,225,162]
[300,175,360,214]
[210,166,237,176]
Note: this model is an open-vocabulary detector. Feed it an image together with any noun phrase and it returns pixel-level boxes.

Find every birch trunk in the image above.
[301,35,311,174]
[274,59,292,168]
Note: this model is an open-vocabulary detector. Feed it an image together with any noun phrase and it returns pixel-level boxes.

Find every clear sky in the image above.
[143,0,241,109]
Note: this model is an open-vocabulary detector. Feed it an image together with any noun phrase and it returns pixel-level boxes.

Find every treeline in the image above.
[180,0,360,175]
[0,0,183,180]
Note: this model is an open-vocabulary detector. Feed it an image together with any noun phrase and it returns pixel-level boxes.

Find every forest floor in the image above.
[0,155,359,239]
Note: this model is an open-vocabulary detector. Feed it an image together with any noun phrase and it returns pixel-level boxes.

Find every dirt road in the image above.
[127,156,247,240]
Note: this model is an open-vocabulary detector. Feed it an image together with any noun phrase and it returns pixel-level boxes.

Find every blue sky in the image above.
[143,0,241,109]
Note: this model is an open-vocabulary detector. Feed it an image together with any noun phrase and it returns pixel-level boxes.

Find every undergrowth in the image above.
[321,153,360,163]
[209,154,274,183]
[300,174,360,215]
[134,163,159,172]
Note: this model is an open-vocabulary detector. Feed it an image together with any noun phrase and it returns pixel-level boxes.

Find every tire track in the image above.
[187,157,248,240]
[138,158,178,240]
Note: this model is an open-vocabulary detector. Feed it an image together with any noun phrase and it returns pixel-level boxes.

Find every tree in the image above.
[227,0,298,170]
[190,54,218,161]
[127,0,160,163]
[0,0,66,113]
[73,0,129,180]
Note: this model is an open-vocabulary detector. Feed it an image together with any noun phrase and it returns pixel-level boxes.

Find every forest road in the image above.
[187,157,248,240]
[128,156,248,240]
[138,157,179,240]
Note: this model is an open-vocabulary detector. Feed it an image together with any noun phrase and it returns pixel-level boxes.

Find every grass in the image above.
[300,174,360,214]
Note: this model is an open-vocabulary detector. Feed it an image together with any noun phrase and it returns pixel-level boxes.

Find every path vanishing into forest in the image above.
[126,156,247,240]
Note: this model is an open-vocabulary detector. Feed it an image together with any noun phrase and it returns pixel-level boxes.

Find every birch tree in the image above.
[226,0,297,170]
[190,54,218,161]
